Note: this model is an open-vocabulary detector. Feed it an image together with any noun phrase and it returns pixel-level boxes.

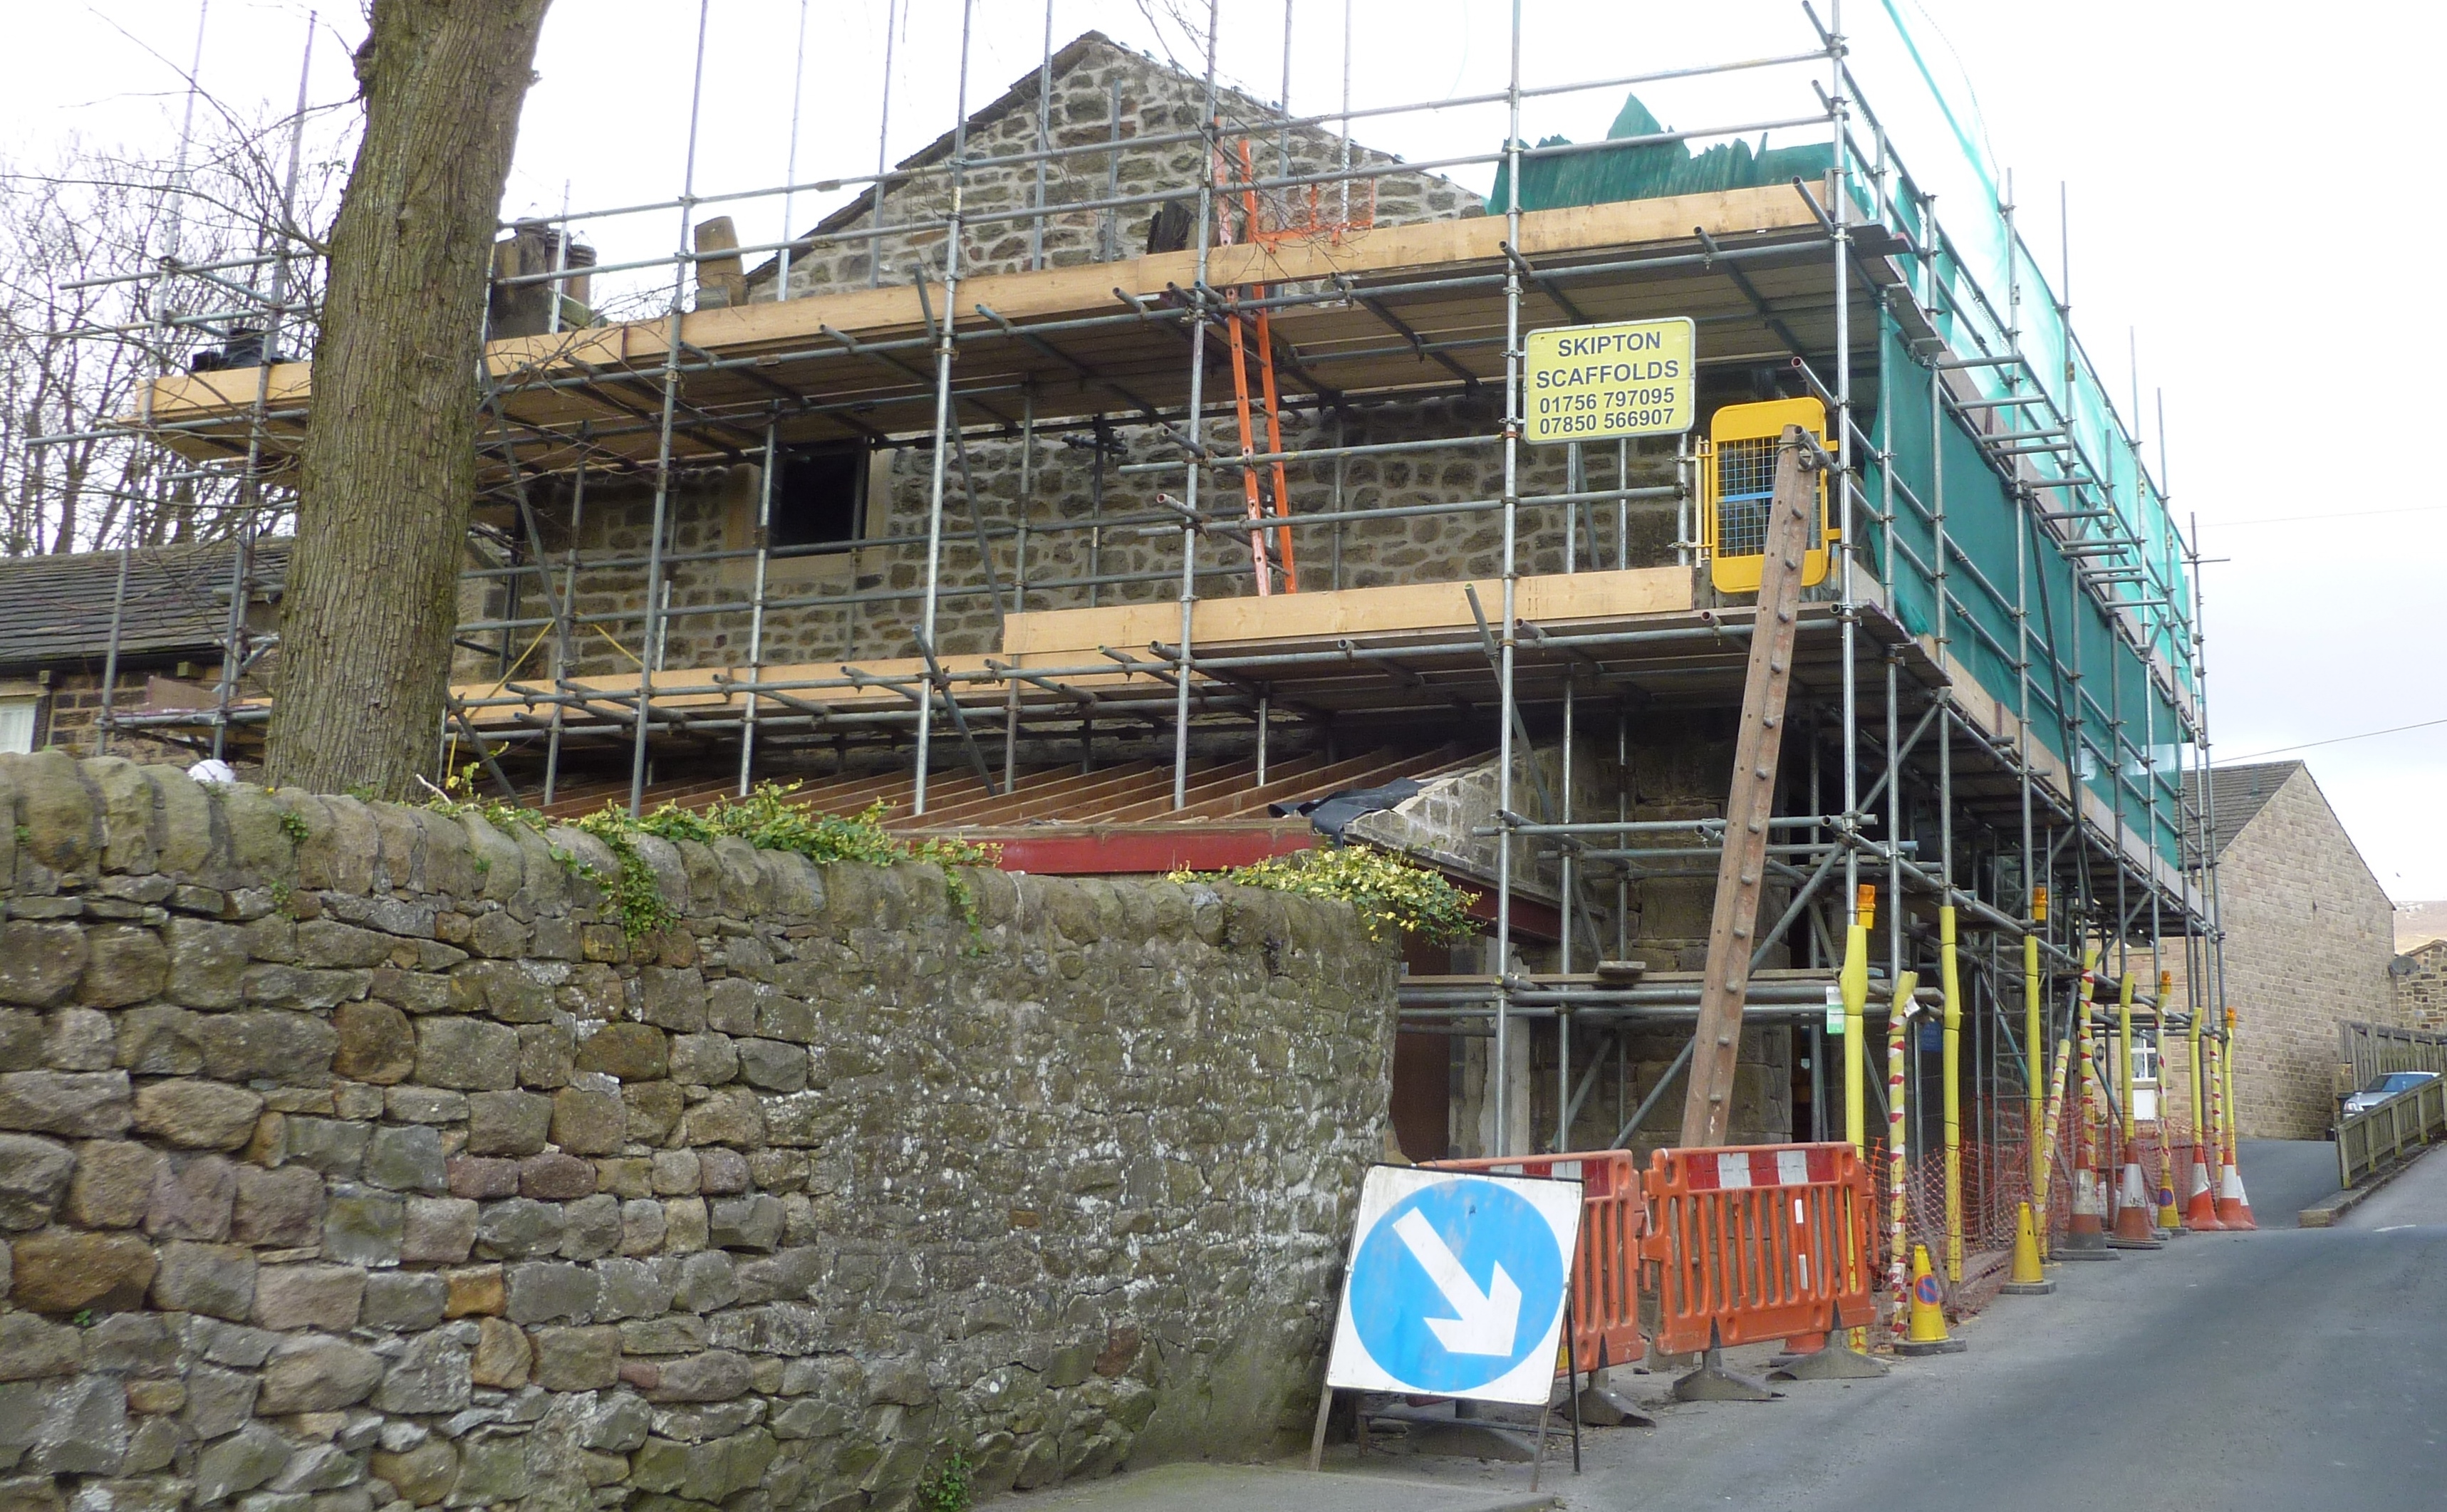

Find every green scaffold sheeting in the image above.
[1487,95,1834,213]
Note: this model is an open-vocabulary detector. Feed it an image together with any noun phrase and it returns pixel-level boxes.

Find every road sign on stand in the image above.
[1324,1165,1583,1406]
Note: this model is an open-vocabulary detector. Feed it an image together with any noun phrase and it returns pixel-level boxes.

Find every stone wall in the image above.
[2394,941,2447,1032]
[0,751,1397,1511]
[2207,767,2398,1138]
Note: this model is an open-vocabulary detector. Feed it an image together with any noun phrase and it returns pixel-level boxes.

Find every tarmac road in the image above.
[1347,1140,2447,1511]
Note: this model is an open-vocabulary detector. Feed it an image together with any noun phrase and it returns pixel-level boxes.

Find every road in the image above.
[1344,1140,2447,1511]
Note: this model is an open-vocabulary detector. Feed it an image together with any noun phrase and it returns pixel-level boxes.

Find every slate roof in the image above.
[2184,760,2306,861]
[0,538,289,670]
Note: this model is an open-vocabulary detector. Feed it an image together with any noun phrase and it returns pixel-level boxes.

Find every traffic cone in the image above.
[1893,1246,1965,1356]
[2213,1156,2258,1231]
[2154,1144,2184,1236]
[2182,1149,2224,1231]
[2108,1159,2164,1249]
[2061,1164,2116,1260]
[2000,1201,2055,1295]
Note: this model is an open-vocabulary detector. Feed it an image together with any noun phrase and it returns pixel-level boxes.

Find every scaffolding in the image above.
[43,1,2233,1236]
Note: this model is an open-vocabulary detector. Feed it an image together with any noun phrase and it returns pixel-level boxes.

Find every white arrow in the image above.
[1393,1209,1524,1357]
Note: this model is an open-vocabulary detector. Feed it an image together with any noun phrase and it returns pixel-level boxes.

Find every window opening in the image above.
[770,446,868,552]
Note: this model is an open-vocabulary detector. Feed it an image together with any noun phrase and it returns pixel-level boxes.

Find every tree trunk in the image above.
[266,0,551,798]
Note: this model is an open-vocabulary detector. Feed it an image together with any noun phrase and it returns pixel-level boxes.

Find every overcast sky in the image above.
[6,1,2441,901]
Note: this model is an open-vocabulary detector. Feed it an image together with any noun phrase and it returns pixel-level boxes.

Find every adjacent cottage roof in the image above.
[2185,760,2307,861]
[0,538,289,669]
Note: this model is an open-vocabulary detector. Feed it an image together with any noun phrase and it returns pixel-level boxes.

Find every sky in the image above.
[4,0,2443,900]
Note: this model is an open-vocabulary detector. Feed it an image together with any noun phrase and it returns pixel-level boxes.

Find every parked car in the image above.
[2339,1070,2441,1126]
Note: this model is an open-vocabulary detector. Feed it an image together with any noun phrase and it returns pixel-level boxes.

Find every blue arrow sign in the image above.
[1326,1167,1582,1404]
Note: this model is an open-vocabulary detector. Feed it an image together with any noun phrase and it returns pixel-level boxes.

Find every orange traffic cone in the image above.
[2182,1149,2224,1231]
[2213,1157,2258,1231]
[2109,1159,2163,1248]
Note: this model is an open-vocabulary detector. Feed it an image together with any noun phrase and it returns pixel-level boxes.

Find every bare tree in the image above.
[0,119,347,558]
[264,0,552,799]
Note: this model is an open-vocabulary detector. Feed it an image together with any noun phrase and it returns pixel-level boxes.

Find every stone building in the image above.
[2394,939,2447,1031]
[2179,761,2398,1138]
[0,540,287,766]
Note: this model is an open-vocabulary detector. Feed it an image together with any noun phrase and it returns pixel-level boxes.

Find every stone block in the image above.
[368,1441,457,1507]
[74,925,168,1009]
[0,1134,73,1230]
[516,1023,573,1089]
[44,1008,114,1070]
[362,1271,447,1330]
[282,1118,370,1177]
[672,1250,736,1313]
[133,1080,264,1150]
[593,1256,672,1320]
[695,1147,748,1196]
[447,1436,529,1505]
[402,1196,479,1264]
[194,1424,294,1505]
[0,1011,41,1072]
[618,1199,667,1257]
[232,1164,328,1248]
[0,923,87,1008]
[519,1152,595,1201]
[385,1087,467,1124]
[149,1239,254,1320]
[557,1193,622,1261]
[678,1088,762,1148]
[473,1198,564,1259]
[661,1196,709,1254]
[709,1194,783,1253]
[11,1229,153,1313]
[648,1149,700,1196]
[668,1034,737,1086]
[442,1265,504,1318]
[237,967,370,1013]
[412,1018,519,1092]
[622,1081,683,1145]
[733,1039,807,1093]
[161,917,247,1009]
[548,1086,625,1156]
[465,1091,552,1157]
[28,1374,131,1476]
[113,1005,204,1076]
[322,1184,405,1267]
[143,1150,237,1240]
[572,1023,666,1081]
[199,1011,339,1087]
[504,1261,598,1324]
[252,1263,366,1332]
[370,1331,470,1416]
[0,1070,132,1137]
[593,1157,651,1199]
[734,1247,823,1307]
[529,1325,620,1392]
[256,1335,384,1414]
[295,921,393,970]
[330,1003,415,1085]
[445,1156,519,1199]
[363,1125,447,1193]
[637,969,707,1033]
[645,1350,753,1404]
[182,1365,260,1439]
[469,1316,530,1390]
[0,1312,82,1380]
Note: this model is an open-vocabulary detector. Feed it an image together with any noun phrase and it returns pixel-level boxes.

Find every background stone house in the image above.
[2180,761,2398,1137]
[0,539,286,765]
[2393,939,2447,1031]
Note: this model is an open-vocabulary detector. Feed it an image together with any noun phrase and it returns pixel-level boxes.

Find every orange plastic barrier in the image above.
[1636,1142,1876,1355]
[1422,1150,1643,1372]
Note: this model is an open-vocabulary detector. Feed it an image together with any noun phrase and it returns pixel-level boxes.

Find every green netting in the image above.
[1487,95,1833,214]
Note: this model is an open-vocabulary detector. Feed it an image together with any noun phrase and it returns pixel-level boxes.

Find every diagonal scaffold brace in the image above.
[1678,424,1824,1149]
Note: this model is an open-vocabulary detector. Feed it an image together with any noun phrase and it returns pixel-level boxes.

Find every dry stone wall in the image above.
[0,751,1397,1512]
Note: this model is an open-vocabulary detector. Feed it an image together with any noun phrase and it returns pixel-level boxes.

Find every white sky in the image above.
[6,1,2442,901]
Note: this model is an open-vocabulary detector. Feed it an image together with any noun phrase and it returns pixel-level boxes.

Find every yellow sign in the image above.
[1524,317,1695,444]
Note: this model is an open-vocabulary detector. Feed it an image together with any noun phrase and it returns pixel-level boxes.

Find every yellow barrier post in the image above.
[2032,1038,2073,1256]
[2108,973,2163,1248]
[2061,949,2115,1260]
[1842,895,1872,1155]
[2024,932,2043,1222]
[2154,969,2183,1232]
[1939,907,1964,1284]
[1884,971,1918,1340]
[2215,1009,2257,1229]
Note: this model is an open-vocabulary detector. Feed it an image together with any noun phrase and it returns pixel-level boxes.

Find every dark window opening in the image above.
[770,446,868,552]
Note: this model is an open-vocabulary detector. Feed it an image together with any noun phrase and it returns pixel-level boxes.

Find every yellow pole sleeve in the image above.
[2117,972,2138,1135]
[1939,907,1963,1283]
[2223,1011,2239,1157]
[2025,932,2044,1203]
[1884,971,1918,1324]
[2188,987,2205,1176]
[1842,922,1869,1154]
